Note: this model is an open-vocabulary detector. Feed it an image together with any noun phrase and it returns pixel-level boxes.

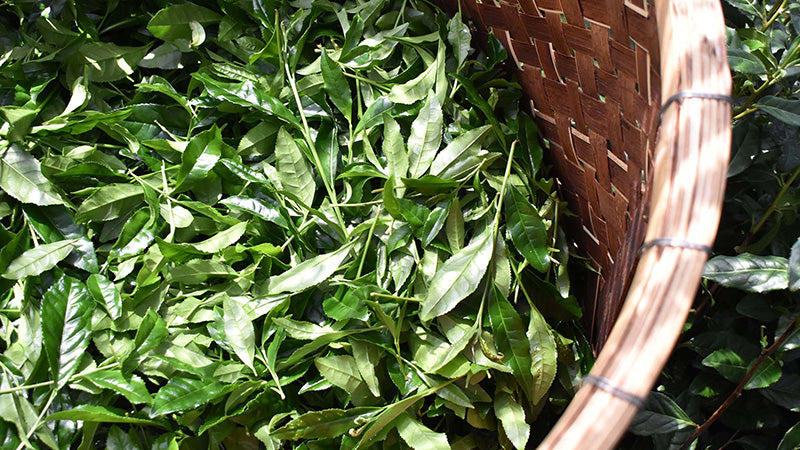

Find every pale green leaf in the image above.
[420,226,494,321]
[3,239,76,279]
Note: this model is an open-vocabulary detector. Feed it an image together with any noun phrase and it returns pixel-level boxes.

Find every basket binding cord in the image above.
[581,374,647,409]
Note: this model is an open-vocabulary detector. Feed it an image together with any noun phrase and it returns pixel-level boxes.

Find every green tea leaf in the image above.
[83,370,152,405]
[192,221,247,253]
[778,422,800,450]
[86,274,123,320]
[756,96,800,126]
[0,144,65,206]
[703,254,788,293]
[176,126,222,191]
[447,13,471,69]
[3,239,76,279]
[223,296,256,374]
[429,125,491,178]
[383,115,408,191]
[276,127,315,208]
[407,92,443,178]
[315,355,363,393]
[506,186,550,272]
[789,237,800,291]
[396,413,450,450]
[151,377,228,417]
[388,44,442,105]
[727,48,768,74]
[147,4,221,42]
[420,226,494,321]
[702,349,748,382]
[629,392,696,436]
[76,183,144,222]
[271,407,379,440]
[527,304,557,404]
[494,391,529,450]
[744,356,782,390]
[268,243,353,294]
[489,288,534,401]
[321,50,352,122]
[42,275,93,388]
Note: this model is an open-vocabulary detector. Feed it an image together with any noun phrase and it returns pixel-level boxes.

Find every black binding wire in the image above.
[582,374,648,409]
[639,238,712,256]
[660,91,734,117]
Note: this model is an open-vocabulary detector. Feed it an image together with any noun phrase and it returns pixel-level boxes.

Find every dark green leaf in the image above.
[789,237,800,291]
[702,349,748,382]
[86,274,123,320]
[728,48,768,74]
[42,275,93,388]
[83,370,152,405]
[223,295,256,374]
[407,92,443,178]
[756,96,800,126]
[703,254,788,292]
[506,186,550,272]
[778,421,800,450]
[147,4,221,43]
[151,377,228,417]
[489,288,535,401]
[176,126,222,191]
[744,356,782,390]
[321,50,352,122]
[629,392,697,436]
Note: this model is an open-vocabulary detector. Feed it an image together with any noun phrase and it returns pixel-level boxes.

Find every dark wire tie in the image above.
[660,91,734,117]
[582,374,647,409]
[639,238,712,256]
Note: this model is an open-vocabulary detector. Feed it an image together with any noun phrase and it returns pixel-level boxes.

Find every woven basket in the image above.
[436,0,732,448]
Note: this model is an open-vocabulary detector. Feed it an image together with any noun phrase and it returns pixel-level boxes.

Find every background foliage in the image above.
[625,0,800,448]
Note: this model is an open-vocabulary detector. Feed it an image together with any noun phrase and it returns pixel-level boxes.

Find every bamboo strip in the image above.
[537,0,732,448]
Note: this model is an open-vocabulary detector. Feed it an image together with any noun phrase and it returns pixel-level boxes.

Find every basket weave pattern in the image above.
[438,0,662,344]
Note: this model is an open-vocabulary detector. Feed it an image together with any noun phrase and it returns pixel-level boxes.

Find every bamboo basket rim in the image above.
[437,0,732,448]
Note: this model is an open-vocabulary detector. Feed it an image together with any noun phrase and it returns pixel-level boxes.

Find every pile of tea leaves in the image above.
[0,0,590,448]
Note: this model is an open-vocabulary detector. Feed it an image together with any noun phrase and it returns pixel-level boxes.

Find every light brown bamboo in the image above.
[537,0,732,448]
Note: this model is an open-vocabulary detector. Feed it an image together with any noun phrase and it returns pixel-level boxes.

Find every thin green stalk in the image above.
[356,206,382,278]
[284,61,347,235]
[369,292,421,302]
[16,390,57,450]
[749,163,800,237]
[761,0,788,32]
[492,140,519,229]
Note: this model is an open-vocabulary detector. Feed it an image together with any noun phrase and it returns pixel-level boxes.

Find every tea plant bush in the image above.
[625,1,800,448]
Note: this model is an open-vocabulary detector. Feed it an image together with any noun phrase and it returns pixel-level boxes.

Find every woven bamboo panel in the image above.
[437,0,661,347]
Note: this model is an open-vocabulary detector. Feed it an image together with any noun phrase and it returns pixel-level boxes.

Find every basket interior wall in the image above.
[437,0,662,346]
